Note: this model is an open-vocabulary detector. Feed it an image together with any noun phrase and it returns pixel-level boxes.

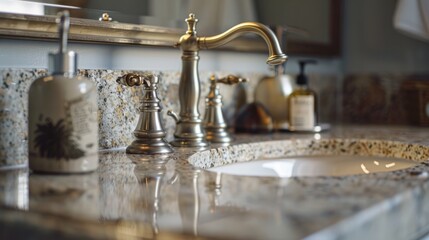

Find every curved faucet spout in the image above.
[198,22,287,65]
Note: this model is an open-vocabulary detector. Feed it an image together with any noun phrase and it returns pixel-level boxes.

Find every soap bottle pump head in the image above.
[297,60,316,85]
[48,11,77,75]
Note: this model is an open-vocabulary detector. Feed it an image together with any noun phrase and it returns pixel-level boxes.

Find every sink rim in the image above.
[207,154,418,177]
[188,138,429,177]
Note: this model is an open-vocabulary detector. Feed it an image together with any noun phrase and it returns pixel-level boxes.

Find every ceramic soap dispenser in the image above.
[28,11,98,173]
[254,63,296,130]
[288,60,318,131]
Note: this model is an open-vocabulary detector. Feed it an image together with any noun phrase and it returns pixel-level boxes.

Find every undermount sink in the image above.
[208,155,416,177]
[188,139,429,178]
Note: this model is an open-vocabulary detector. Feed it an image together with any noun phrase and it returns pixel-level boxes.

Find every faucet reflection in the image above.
[133,159,168,235]
[178,168,201,236]
[168,13,287,148]
[0,169,28,210]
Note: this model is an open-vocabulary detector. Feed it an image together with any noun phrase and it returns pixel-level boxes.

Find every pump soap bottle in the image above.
[28,11,98,173]
[288,60,318,131]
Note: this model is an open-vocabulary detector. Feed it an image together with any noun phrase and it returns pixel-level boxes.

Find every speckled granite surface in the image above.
[1,125,429,240]
[0,68,338,167]
[0,69,262,166]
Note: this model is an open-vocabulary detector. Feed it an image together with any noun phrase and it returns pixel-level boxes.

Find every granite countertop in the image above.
[1,125,429,240]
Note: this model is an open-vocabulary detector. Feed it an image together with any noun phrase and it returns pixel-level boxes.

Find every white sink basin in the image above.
[208,155,417,177]
[188,139,427,178]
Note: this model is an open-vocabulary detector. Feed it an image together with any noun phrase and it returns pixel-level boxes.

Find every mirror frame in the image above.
[0,0,341,56]
[286,0,341,56]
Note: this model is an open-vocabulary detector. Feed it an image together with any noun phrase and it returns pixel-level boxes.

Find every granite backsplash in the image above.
[342,74,429,126]
[3,68,428,168]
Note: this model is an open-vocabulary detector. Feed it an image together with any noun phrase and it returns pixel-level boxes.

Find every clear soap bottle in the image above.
[28,11,98,173]
[288,60,318,131]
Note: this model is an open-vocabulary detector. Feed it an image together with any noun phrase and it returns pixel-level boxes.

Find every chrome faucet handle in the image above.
[203,74,246,144]
[117,73,173,155]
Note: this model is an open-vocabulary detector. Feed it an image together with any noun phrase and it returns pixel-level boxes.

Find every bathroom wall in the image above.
[340,0,429,125]
[342,0,429,74]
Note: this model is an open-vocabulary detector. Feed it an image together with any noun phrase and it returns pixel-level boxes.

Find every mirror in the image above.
[0,0,341,56]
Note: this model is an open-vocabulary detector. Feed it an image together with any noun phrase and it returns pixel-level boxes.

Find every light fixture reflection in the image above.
[360,164,370,174]
[0,0,44,15]
[79,82,87,93]
[314,126,322,132]
[313,133,321,140]
[385,162,396,168]
[0,0,81,15]
[17,172,29,210]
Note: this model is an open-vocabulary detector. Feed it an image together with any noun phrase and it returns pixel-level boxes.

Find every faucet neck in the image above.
[199,22,287,65]
[179,21,287,66]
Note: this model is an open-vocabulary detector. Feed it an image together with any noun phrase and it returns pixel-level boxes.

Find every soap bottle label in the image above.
[289,95,315,130]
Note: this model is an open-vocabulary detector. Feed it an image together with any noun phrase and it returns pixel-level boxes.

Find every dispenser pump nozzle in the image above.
[297,60,316,85]
[48,11,77,75]
[58,11,69,54]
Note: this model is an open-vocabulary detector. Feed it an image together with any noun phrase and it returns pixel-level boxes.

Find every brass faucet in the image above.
[168,13,287,148]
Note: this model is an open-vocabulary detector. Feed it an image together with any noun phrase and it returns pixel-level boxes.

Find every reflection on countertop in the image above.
[1,125,429,240]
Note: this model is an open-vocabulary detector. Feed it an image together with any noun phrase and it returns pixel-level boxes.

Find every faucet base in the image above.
[205,128,232,144]
[170,120,210,148]
[170,138,209,148]
[126,138,173,155]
